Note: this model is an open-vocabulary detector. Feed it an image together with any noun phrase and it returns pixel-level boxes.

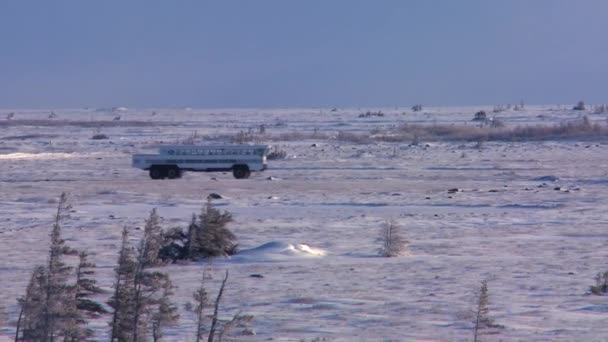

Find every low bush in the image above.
[358,111,384,118]
[473,111,488,121]
[590,272,608,295]
[159,199,238,263]
[91,133,109,140]
[267,146,287,160]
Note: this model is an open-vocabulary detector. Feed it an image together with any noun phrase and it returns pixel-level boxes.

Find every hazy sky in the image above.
[1,0,607,108]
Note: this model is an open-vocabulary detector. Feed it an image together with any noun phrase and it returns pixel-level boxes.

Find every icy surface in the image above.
[1,106,608,341]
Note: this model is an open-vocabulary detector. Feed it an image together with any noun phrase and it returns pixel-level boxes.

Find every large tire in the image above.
[232,165,250,179]
[166,166,181,179]
[149,166,164,180]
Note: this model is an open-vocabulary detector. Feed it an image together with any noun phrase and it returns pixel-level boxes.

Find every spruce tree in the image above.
[142,209,163,267]
[193,271,209,342]
[42,192,78,342]
[207,270,229,342]
[151,279,179,342]
[159,199,239,262]
[132,223,178,342]
[74,251,106,316]
[186,213,198,259]
[191,199,237,259]
[63,251,107,341]
[17,265,47,341]
[472,280,501,341]
[109,227,137,342]
[110,223,179,342]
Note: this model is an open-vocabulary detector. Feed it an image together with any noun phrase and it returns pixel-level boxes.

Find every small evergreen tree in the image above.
[186,214,198,259]
[208,270,229,342]
[159,199,238,262]
[61,251,107,341]
[59,252,108,342]
[590,271,608,295]
[190,199,237,259]
[17,266,47,341]
[142,209,163,267]
[132,236,174,341]
[61,293,86,342]
[109,227,137,342]
[151,279,179,342]
[43,193,79,341]
[74,251,106,316]
[193,271,209,342]
[472,280,502,341]
[17,193,83,342]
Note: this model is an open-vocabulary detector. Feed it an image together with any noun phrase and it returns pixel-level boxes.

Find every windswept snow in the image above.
[0,152,77,160]
[1,106,608,341]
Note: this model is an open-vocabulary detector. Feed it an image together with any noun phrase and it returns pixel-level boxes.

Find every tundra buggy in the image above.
[132,144,268,179]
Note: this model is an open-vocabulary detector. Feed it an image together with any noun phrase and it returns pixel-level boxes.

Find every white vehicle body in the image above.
[132,144,268,179]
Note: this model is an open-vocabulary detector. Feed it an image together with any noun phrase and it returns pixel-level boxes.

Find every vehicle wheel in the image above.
[167,166,181,179]
[232,166,249,179]
[149,166,164,180]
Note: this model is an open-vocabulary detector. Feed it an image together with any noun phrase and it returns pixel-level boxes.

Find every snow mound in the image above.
[233,241,327,262]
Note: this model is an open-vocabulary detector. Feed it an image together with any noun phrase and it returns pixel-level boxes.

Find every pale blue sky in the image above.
[1,1,607,108]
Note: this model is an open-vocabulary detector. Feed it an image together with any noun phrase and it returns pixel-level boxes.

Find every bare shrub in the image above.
[377,220,409,257]
[207,270,229,341]
[385,117,608,143]
[190,269,254,342]
[412,104,423,112]
[590,271,608,295]
[277,130,330,141]
[573,100,586,111]
[593,105,607,114]
[473,111,488,121]
[232,130,257,144]
[267,146,287,160]
[336,131,371,144]
[91,133,109,140]
[358,111,384,118]
[182,130,202,144]
[192,271,209,342]
[492,105,506,113]
[410,134,420,146]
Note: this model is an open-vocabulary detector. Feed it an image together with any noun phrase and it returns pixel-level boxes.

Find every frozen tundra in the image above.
[132,144,269,179]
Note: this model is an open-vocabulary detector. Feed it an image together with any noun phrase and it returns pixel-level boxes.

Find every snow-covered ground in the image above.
[1,106,608,341]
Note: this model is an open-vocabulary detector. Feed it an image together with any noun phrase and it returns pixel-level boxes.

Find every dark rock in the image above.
[207,193,223,200]
[533,175,559,182]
